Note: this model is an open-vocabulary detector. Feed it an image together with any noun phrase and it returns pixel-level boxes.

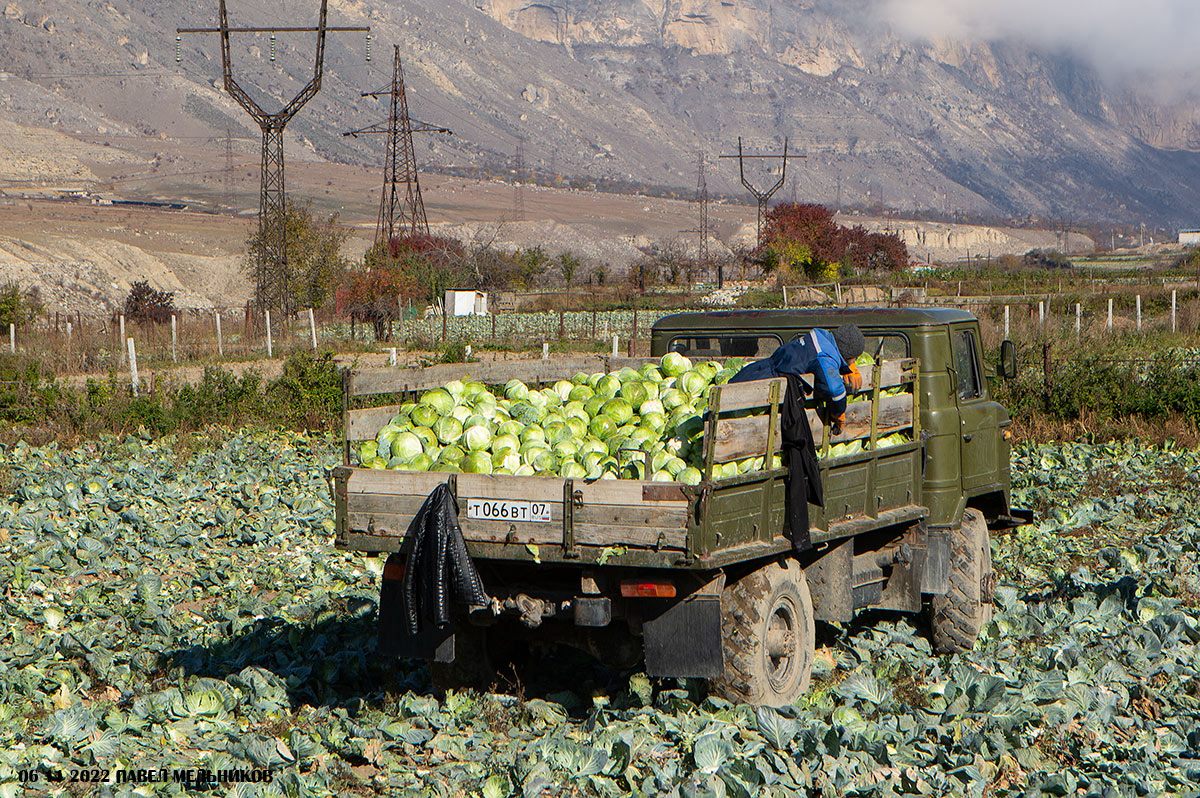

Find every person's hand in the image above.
[843,363,862,393]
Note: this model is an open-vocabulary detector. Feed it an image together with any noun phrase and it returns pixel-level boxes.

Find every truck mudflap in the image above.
[643,575,725,679]
[378,572,455,661]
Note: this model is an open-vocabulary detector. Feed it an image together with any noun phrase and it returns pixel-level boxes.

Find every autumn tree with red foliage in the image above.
[335,234,464,341]
[762,202,910,280]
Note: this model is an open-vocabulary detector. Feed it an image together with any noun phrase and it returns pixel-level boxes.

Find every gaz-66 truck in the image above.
[331,308,1029,705]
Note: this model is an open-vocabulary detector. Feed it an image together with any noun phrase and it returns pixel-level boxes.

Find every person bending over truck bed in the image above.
[729,324,865,551]
[729,324,864,431]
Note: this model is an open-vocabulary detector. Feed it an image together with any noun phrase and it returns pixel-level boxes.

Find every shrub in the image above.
[123,280,176,325]
[0,282,43,328]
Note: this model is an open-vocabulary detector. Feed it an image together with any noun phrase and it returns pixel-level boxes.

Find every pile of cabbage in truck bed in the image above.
[358,352,910,483]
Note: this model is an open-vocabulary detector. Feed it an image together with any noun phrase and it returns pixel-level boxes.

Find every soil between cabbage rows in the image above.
[2,432,1199,797]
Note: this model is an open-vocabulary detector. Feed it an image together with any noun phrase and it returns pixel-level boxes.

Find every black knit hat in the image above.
[833,324,865,362]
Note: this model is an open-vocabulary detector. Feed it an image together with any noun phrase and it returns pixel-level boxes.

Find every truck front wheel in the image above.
[931,508,995,653]
[714,559,815,706]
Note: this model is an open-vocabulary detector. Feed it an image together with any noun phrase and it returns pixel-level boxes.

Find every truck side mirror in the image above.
[999,340,1018,380]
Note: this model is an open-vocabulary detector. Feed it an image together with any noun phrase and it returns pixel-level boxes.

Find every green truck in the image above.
[331,307,1029,705]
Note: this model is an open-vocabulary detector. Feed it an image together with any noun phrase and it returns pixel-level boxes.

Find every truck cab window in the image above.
[953,330,982,400]
[787,332,909,361]
[669,336,781,359]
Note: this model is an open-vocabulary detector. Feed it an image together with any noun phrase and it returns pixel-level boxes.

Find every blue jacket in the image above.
[729,329,850,415]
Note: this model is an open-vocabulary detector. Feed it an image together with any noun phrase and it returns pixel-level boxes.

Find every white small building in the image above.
[444,289,488,316]
[1179,229,1200,246]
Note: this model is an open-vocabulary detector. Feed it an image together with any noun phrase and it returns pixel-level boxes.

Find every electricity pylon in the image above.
[178,0,369,312]
[345,45,451,245]
[719,137,804,249]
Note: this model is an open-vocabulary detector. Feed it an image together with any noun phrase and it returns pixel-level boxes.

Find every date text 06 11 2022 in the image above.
[17,768,274,785]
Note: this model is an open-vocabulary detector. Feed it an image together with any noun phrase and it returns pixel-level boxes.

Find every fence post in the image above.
[1136,295,1142,332]
[465,344,472,360]
[128,337,139,398]
[1107,298,1113,332]
[215,312,224,356]
[171,314,178,363]
[389,347,397,367]
[782,286,789,306]
[542,342,549,361]
[612,335,618,357]
[441,309,448,344]
[1004,305,1010,338]
[1172,290,1177,333]
[8,322,13,354]
[1038,301,1044,328]
[119,315,126,364]
[1074,303,1080,337]
[265,310,274,357]
[308,308,318,351]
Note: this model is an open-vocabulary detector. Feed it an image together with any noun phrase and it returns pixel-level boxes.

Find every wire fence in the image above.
[5,282,1199,386]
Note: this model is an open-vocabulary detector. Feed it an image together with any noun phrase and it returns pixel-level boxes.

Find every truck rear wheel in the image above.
[931,508,995,653]
[714,559,815,706]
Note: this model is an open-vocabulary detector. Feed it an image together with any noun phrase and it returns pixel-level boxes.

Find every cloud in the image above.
[879,0,1200,84]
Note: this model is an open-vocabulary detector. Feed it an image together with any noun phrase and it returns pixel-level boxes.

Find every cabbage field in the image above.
[3,432,1200,796]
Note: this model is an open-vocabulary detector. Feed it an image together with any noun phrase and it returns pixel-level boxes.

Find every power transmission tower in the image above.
[679,151,711,266]
[719,137,804,249]
[513,140,526,222]
[345,45,451,246]
[206,126,238,209]
[222,127,235,208]
[178,1,369,313]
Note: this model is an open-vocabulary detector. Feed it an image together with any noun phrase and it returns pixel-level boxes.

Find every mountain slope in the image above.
[0,0,1198,225]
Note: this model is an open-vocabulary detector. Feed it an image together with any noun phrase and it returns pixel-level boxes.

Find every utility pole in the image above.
[719,137,803,249]
[178,1,369,313]
[344,45,451,246]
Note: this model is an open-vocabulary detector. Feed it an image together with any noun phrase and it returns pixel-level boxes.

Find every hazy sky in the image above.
[881,0,1200,86]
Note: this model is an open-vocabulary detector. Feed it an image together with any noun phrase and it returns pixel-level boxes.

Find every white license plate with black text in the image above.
[465,498,553,523]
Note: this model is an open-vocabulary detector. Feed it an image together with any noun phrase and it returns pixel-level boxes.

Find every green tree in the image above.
[558,251,581,284]
[244,199,349,312]
[0,282,42,329]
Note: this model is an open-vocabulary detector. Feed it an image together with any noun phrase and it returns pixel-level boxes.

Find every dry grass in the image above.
[1010,408,1200,447]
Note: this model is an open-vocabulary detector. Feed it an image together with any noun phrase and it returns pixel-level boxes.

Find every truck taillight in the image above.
[383,555,406,582]
[620,579,676,598]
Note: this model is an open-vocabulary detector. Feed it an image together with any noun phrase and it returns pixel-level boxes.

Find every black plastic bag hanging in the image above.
[780,373,824,552]
[401,483,490,635]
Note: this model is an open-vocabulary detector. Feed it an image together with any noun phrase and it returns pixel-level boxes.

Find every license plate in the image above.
[465,498,553,523]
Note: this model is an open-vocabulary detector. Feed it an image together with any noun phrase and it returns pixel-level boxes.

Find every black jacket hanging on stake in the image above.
[780,373,823,552]
[400,483,490,635]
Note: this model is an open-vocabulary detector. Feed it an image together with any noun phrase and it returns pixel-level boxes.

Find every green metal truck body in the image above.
[334,307,1025,704]
[651,307,1018,534]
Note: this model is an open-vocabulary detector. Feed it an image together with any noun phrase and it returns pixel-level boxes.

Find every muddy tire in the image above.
[713,559,815,706]
[931,508,995,653]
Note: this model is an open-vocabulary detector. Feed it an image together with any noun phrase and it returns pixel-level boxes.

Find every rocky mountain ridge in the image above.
[0,0,1197,225]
